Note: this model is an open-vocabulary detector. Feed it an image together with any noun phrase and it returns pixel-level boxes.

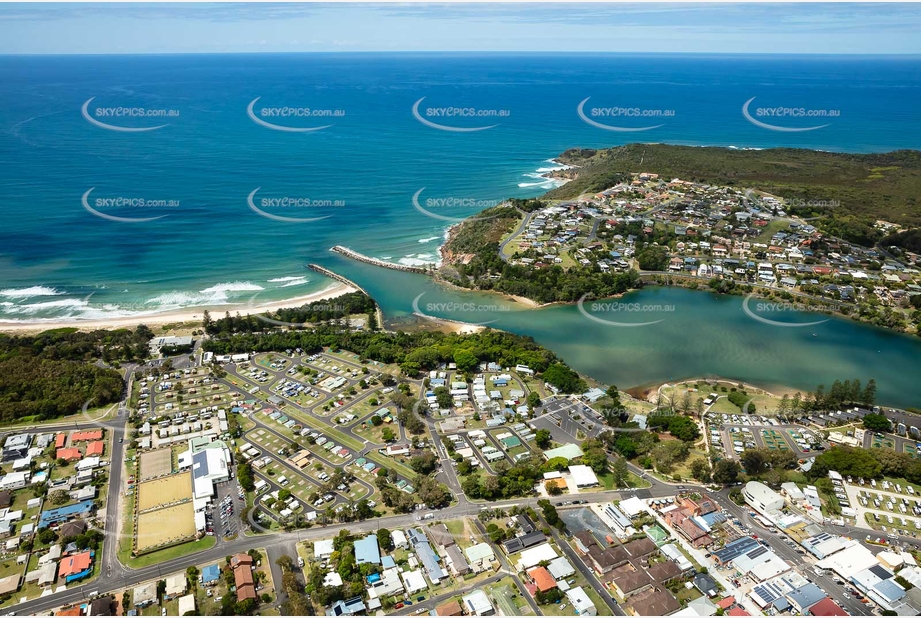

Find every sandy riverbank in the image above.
[0,282,356,334]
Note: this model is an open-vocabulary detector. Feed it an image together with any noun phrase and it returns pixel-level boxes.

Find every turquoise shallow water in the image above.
[2,53,920,406]
[321,256,921,409]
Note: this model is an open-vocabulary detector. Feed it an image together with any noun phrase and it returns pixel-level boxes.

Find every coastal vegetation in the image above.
[203,317,590,393]
[545,144,921,248]
[0,326,149,423]
[202,292,377,335]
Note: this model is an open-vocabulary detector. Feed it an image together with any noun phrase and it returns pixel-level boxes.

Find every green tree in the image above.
[863,413,891,432]
[612,456,630,488]
[534,429,552,449]
[690,459,711,482]
[712,460,741,485]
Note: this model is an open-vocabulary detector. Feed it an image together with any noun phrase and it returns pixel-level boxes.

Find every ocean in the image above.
[3,53,921,405]
[1,53,919,320]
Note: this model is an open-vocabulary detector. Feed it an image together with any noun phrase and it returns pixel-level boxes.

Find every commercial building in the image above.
[743,481,784,514]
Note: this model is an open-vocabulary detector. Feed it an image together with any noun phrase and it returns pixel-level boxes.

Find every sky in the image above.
[0,2,920,55]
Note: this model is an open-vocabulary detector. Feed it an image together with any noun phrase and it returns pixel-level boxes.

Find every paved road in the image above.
[497,209,533,262]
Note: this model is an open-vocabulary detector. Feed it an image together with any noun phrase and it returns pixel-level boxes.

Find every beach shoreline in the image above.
[0,282,356,334]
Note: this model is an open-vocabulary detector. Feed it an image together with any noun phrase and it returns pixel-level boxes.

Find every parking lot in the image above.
[707,411,823,461]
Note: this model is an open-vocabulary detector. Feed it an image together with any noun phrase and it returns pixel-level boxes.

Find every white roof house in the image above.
[462,590,494,616]
[177,594,196,616]
[314,539,335,559]
[464,542,495,565]
[619,496,646,517]
[401,569,427,595]
[391,529,408,549]
[547,556,575,580]
[568,465,599,487]
[517,543,558,570]
[566,586,597,616]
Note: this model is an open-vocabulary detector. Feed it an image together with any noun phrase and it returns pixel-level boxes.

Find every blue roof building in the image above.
[38,500,95,529]
[355,534,381,565]
[201,564,221,585]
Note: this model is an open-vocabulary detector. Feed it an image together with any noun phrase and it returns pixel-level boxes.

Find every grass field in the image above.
[139,448,172,480]
[137,472,191,511]
[136,502,196,551]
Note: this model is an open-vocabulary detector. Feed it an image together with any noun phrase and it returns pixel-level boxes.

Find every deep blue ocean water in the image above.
[1,53,919,320]
[4,53,921,405]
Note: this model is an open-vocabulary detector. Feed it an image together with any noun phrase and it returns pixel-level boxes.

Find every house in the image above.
[548,556,576,580]
[88,596,116,616]
[314,539,335,560]
[610,562,653,598]
[681,596,720,617]
[165,572,187,599]
[390,529,408,549]
[327,597,366,616]
[569,464,599,487]
[132,582,158,607]
[427,524,456,550]
[0,471,30,490]
[85,441,105,457]
[435,600,464,616]
[465,542,495,569]
[694,572,720,597]
[462,589,495,616]
[177,594,196,616]
[808,597,848,616]
[401,569,428,595]
[785,583,827,614]
[564,587,596,616]
[230,553,254,572]
[526,566,557,592]
[234,564,257,601]
[502,530,546,554]
[201,563,221,586]
[58,519,88,539]
[58,550,93,580]
[355,534,381,565]
[627,587,680,616]
[55,447,82,462]
[71,430,103,442]
[445,544,470,575]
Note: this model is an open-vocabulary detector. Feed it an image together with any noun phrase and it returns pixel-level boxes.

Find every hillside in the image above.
[544,144,921,247]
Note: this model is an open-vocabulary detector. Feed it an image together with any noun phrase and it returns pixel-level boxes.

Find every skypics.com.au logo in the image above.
[742,97,839,132]
[576,295,675,327]
[247,188,344,223]
[247,97,345,132]
[411,188,502,223]
[577,97,674,132]
[82,97,178,132]
[412,292,511,327]
[741,293,838,328]
[82,188,178,223]
[412,97,509,132]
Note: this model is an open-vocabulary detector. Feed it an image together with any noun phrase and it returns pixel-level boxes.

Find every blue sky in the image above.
[1,3,920,55]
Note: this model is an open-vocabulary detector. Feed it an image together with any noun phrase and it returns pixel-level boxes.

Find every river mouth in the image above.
[316,253,921,409]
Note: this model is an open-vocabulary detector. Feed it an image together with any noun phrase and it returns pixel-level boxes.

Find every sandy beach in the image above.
[0,282,356,334]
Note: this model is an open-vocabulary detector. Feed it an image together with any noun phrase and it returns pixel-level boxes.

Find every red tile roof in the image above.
[59,551,93,577]
[85,441,104,457]
[526,567,557,592]
[727,608,751,616]
[55,434,67,449]
[717,596,736,609]
[56,448,82,461]
[71,430,103,442]
[808,598,847,616]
